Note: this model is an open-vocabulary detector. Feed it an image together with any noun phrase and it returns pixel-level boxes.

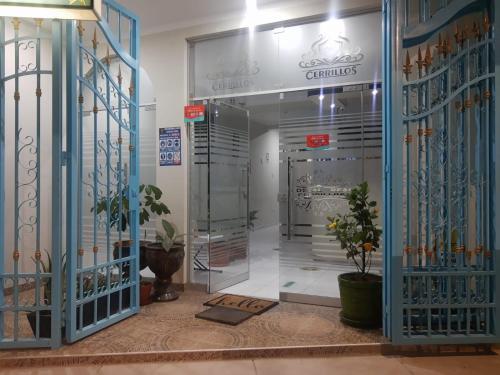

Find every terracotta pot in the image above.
[145,243,185,302]
[140,281,153,306]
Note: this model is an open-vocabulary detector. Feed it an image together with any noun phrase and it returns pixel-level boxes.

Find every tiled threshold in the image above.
[0,343,495,369]
[0,343,384,368]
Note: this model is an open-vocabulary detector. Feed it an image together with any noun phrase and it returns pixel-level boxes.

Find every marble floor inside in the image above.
[221,226,363,300]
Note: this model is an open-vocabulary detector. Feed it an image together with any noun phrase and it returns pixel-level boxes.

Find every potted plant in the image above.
[27,251,112,337]
[94,184,170,305]
[145,219,185,302]
[326,181,382,328]
[27,251,63,338]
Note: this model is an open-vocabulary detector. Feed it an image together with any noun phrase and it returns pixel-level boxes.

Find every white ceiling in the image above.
[116,0,321,35]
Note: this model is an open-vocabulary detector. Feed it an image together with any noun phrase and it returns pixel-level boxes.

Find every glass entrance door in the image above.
[207,101,250,292]
[278,85,383,305]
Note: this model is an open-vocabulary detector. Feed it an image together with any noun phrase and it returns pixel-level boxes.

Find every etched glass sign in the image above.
[191,12,381,98]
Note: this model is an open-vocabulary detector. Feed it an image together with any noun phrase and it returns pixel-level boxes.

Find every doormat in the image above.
[204,294,279,315]
[195,306,254,326]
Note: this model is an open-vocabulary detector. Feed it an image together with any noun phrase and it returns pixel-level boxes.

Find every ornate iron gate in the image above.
[0,0,140,349]
[384,0,499,344]
[0,18,64,349]
[65,0,140,343]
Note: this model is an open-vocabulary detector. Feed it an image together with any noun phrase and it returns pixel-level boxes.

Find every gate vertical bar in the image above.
[130,13,140,311]
[51,20,63,349]
[34,18,42,341]
[0,17,5,342]
[384,0,405,343]
[13,17,20,342]
[66,19,78,343]
[382,0,392,339]
[494,0,500,337]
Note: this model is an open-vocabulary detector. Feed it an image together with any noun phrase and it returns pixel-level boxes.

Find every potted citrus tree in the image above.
[326,181,382,328]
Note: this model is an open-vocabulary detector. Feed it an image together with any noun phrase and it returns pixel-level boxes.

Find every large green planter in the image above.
[338,272,382,329]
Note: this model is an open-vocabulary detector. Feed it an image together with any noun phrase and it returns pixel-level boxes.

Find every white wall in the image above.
[250,129,279,229]
[140,0,381,283]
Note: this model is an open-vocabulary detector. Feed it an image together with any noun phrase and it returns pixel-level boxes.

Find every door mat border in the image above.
[204,294,279,315]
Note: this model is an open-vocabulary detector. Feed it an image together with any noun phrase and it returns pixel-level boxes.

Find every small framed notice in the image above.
[184,105,205,123]
[306,134,330,149]
[159,128,181,167]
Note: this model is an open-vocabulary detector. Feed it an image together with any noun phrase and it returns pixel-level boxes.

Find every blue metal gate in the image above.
[0,18,64,349]
[65,0,140,343]
[383,0,500,344]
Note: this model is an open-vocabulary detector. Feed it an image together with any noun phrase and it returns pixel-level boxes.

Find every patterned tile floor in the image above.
[2,351,500,374]
[0,289,382,358]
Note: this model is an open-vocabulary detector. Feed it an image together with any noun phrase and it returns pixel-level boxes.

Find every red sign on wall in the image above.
[306,134,330,149]
[184,105,205,123]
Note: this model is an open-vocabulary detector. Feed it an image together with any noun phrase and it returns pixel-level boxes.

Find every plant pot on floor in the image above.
[27,310,51,339]
[113,240,151,278]
[27,310,66,339]
[145,242,185,302]
[338,272,382,329]
[140,281,153,306]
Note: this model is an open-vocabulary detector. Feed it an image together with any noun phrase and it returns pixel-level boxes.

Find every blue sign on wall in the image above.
[159,128,181,167]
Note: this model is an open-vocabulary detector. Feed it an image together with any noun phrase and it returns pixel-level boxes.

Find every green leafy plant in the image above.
[32,251,106,305]
[93,184,170,236]
[326,181,382,276]
[31,250,60,305]
[156,219,184,252]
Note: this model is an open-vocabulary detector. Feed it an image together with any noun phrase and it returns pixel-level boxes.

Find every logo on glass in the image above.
[299,34,364,81]
[206,54,260,92]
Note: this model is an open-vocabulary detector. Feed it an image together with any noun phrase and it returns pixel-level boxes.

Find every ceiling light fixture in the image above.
[245,0,258,31]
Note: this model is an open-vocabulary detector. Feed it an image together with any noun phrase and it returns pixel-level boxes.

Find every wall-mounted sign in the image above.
[0,0,101,20]
[306,134,330,149]
[184,105,205,123]
[159,128,182,167]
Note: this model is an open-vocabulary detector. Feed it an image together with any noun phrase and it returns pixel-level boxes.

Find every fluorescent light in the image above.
[246,0,257,10]
[318,94,325,101]
[330,103,336,109]
[245,0,258,30]
[372,89,379,96]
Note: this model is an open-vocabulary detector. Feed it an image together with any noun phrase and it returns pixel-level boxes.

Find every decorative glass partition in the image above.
[189,101,250,292]
[384,0,499,344]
